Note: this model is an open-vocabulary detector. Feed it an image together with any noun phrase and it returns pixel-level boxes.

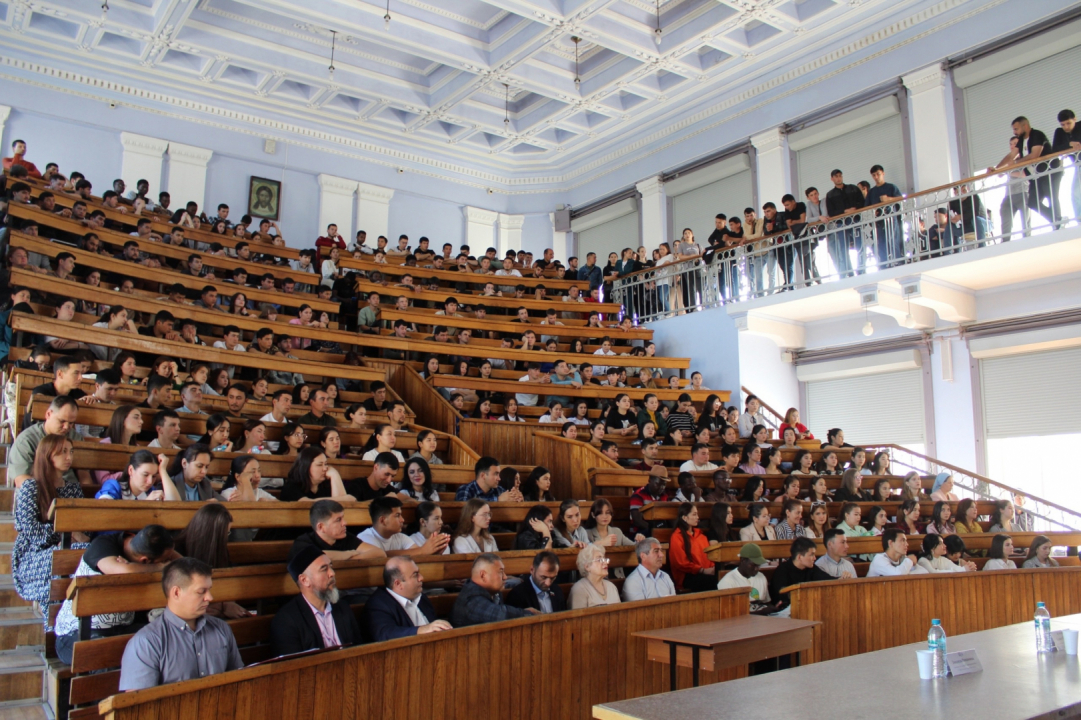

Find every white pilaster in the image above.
[551,212,573,265]
[119,132,168,198]
[751,127,790,207]
[0,105,12,149]
[497,213,525,257]
[317,174,357,240]
[355,181,395,242]
[165,142,213,211]
[635,175,666,248]
[464,206,499,252]
[903,64,959,190]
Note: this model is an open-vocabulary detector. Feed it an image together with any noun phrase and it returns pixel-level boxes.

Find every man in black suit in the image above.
[269,546,362,657]
[505,551,566,614]
[360,556,453,642]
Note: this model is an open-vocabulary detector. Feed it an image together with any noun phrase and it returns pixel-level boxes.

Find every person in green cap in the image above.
[716,543,782,614]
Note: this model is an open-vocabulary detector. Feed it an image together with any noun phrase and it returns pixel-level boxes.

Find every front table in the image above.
[632,615,820,691]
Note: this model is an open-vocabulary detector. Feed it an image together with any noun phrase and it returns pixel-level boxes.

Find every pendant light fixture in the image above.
[503,83,510,129]
[653,0,663,46]
[572,36,581,89]
[384,0,392,30]
[862,308,874,337]
[328,30,337,78]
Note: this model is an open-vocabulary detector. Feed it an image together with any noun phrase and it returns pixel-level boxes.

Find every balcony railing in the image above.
[613,149,1080,323]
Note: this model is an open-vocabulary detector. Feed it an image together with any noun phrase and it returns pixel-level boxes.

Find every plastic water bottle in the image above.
[928,619,948,678]
[1035,602,1053,653]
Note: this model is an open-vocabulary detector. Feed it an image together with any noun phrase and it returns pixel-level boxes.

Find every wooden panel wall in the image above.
[102,590,750,720]
[534,432,619,500]
[458,419,561,465]
[388,363,461,437]
[789,567,1081,664]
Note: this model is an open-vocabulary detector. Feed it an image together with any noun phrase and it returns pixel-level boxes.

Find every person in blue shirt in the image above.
[865,164,905,266]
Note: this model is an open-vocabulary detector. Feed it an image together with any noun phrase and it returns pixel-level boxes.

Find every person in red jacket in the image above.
[315,223,346,252]
[778,407,814,440]
[3,140,42,178]
[668,502,716,592]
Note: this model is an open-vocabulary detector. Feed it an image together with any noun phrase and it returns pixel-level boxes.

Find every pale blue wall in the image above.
[520,213,553,258]
[387,192,466,250]
[645,306,741,402]
[2,110,122,193]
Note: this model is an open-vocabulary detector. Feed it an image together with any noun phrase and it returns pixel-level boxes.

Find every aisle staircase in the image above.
[0,447,54,720]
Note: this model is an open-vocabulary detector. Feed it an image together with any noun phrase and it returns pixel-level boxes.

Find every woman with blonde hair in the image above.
[568,543,621,608]
[452,499,497,554]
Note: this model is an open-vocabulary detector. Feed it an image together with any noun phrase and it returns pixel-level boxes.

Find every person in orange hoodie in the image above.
[668,502,716,592]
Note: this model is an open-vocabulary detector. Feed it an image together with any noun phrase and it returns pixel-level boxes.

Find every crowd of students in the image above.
[0,144,1062,697]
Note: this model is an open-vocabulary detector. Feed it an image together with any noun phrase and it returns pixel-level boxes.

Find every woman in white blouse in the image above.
[360,424,406,463]
[320,246,341,287]
[982,534,1017,571]
[568,543,621,609]
[452,499,498,554]
[410,501,451,555]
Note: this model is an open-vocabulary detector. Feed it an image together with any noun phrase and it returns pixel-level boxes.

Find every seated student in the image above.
[140,374,175,412]
[455,456,519,502]
[360,424,405,463]
[358,496,450,556]
[290,500,384,563]
[343,452,399,502]
[119,559,244,691]
[867,528,920,577]
[983,534,1018,571]
[673,472,704,503]
[628,466,672,537]
[297,389,337,428]
[668,503,716,592]
[451,498,499,554]
[917,533,974,574]
[9,395,82,488]
[815,529,857,578]
[568,543,622,609]
[451,554,538,627]
[819,427,852,450]
[96,449,166,501]
[160,444,219,502]
[774,498,805,540]
[769,538,836,610]
[1022,535,1061,569]
[621,537,676,601]
[666,394,698,437]
[506,551,567,613]
[679,443,717,473]
[833,468,870,502]
[718,544,780,614]
[739,503,777,542]
[148,409,182,449]
[361,556,453,642]
[514,504,559,550]
[54,525,180,663]
[269,547,362,657]
[930,472,959,502]
[279,446,351,502]
[925,501,955,536]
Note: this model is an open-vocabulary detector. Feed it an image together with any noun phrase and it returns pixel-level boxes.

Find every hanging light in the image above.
[653,0,663,46]
[901,299,916,329]
[384,0,392,30]
[862,309,874,337]
[503,83,510,129]
[572,36,581,89]
[101,0,109,15]
[328,30,337,78]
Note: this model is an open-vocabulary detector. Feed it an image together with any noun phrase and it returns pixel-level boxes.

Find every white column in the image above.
[551,212,572,265]
[497,213,524,257]
[464,206,498,251]
[751,127,790,206]
[0,105,12,149]
[355,181,395,243]
[635,175,666,248]
[165,142,214,211]
[119,132,168,197]
[317,174,357,240]
[903,64,959,190]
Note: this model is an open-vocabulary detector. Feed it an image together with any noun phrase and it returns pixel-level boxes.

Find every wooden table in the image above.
[632,615,820,691]
[599,614,1081,720]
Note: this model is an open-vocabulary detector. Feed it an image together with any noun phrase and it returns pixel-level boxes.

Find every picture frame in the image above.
[248,176,281,221]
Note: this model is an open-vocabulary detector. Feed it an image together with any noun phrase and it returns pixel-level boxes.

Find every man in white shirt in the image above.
[815,529,857,579]
[679,443,718,473]
[867,528,919,577]
[148,409,181,449]
[622,538,676,602]
[592,337,616,375]
[495,257,522,294]
[357,496,448,556]
[258,390,292,452]
[360,557,452,642]
[211,325,247,379]
[716,543,779,613]
[516,363,550,407]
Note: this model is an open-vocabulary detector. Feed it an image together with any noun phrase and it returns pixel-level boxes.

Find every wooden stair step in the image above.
[0,577,34,609]
[0,650,47,703]
[0,607,44,652]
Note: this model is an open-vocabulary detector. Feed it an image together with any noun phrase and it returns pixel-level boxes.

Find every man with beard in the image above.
[269,546,362,656]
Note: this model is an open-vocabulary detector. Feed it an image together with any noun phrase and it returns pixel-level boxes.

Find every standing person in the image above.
[1052,109,1081,218]
[824,170,864,276]
[988,117,1057,237]
[119,559,244,690]
[12,435,85,612]
[673,228,702,312]
[865,165,905,266]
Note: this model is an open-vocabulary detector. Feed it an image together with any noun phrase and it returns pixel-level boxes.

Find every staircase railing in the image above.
[865,442,1081,533]
[614,148,1079,323]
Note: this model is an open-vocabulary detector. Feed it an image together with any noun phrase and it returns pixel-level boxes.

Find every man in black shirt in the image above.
[288,500,384,563]
[865,165,904,266]
[1053,109,1081,219]
[781,194,810,285]
[362,381,388,412]
[761,202,792,289]
[824,170,864,277]
[344,453,400,501]
[768,537,834,610]
[989,117,1057,238]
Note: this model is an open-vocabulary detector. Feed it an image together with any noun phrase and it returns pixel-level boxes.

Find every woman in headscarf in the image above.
[929,472,959,502]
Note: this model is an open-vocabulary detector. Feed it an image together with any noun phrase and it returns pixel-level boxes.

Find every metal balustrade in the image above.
[614,149,1081,323]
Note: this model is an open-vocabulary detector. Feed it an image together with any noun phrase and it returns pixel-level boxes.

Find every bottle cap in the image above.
[932,619,940,625]
[1037,602,1045,607]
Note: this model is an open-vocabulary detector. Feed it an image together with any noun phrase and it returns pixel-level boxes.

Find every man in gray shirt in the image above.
[9,395,82,487]
[622,538,676,601]
[815,529,857,579]
[119,558,243,691]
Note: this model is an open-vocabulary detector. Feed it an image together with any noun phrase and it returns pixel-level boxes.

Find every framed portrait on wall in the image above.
[248,176,281,220]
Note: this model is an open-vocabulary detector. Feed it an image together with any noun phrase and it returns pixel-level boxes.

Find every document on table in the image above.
[945,649,983,676]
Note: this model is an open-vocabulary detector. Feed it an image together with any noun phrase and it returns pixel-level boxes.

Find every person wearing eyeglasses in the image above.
[568,543,621,609]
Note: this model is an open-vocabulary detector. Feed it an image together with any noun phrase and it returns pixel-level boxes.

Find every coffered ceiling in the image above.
[0,0,1025,189]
